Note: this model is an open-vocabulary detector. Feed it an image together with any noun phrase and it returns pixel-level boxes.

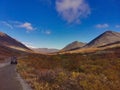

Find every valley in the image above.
[17,46,120,90]
[0,30,120,90]
[1,0,120,90]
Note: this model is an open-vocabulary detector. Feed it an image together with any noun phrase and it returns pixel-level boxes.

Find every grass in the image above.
[17,47,120,90]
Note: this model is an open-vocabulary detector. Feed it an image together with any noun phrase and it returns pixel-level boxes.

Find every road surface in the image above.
[0,63,32,90]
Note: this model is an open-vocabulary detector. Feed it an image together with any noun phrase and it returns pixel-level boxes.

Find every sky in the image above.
[0,0,120,49]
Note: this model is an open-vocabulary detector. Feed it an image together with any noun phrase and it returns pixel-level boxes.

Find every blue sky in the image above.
[0,0,120,49]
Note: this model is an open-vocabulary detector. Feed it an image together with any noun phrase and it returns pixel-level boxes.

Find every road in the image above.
[0,63,32,90]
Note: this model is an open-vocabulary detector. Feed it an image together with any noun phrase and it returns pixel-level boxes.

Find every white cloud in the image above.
[41,30,51,35]
[0,20,36,32]
[56,0,91,23]
[95,24,109,28]
[45,30,51,35]
[0,21,13,29]
[115,25,120,28]
[17,22,36,31]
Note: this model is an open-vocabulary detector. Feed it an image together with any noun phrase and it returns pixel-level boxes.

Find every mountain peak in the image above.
[0,32,7,37]
[62,41,86,51]
[103,30,118,34]
[72,41,80,43]
[85,30,120,48]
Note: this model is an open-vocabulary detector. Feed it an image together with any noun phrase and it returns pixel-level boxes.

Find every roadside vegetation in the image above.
[17,47,120,90]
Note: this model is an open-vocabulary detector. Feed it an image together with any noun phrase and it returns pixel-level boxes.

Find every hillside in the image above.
[0,45,27,61]
[85,31,120,48]
[0,32,30,51]
[58,31,120,54]
[61,41,86,51]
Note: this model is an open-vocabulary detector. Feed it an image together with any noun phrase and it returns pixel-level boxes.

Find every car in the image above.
[10,57,17,64]
[11,60,17,64]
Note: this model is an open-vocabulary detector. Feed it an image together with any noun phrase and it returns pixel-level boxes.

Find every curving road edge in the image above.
[0,61,33,90]
[17,73,32,90]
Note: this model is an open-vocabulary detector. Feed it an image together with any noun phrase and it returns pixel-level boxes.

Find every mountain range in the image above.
[0,30,120,55]
[60,30,120,52]
[32,48,59,54]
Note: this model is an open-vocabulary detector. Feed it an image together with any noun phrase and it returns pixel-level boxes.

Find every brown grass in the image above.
[17,47,120,90]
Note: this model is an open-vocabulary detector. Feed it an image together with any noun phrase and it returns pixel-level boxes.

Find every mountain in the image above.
[0,32,30,51]
[85,31,120,48]
[0,44,26,60]
[61,41,86,51]
[32,48,59,54]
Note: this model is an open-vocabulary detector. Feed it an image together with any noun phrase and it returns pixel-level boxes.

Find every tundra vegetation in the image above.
[17,47,120,90]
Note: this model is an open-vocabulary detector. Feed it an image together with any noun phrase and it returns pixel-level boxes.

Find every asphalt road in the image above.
[0,64,23,90]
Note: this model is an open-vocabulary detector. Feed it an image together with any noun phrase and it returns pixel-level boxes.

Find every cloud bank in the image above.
[56,0,91,23]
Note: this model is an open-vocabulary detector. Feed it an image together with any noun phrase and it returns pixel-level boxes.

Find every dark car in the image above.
[10,57,17,64]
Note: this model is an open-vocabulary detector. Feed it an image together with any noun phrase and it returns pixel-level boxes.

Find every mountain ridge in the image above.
[84,30,120,48]
[61,41,86,51]
[0,32,30,51]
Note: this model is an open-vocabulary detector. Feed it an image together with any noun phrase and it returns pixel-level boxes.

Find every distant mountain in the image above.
[0,32,30,51]
[85,31,120,48]
[61,41,86,51]
[32,48,59,54]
